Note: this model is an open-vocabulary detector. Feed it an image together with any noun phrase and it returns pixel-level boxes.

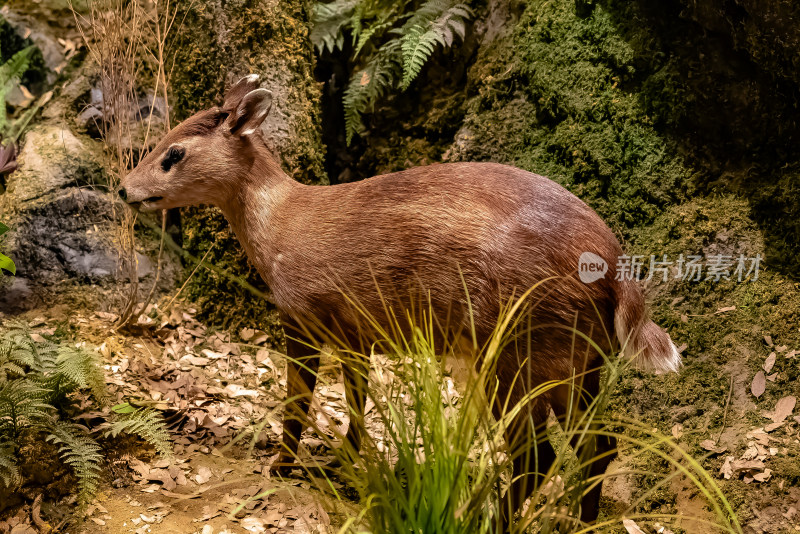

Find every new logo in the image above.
[578,251,607,283]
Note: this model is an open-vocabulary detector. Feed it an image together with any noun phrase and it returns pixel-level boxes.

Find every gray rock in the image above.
[135,252,153,279]
[10,125,90,202]
[0,277,36,312]
[57,242,118,278]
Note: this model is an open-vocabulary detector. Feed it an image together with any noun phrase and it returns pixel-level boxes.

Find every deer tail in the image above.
[613,280,682,374]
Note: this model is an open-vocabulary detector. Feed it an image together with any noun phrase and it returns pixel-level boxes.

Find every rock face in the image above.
[0,123,155,312]
[0,0,184,314]
[10,126,88,202]
[0,88,174,313]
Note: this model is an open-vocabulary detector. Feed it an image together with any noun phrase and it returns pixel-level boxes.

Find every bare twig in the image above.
[716,373,735,443]
[136,209,168,318]
[72,0,180,328]
[164,240,216,312]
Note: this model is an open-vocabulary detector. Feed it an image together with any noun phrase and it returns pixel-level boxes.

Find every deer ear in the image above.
[222,74,261,111]
[226,89,273,136]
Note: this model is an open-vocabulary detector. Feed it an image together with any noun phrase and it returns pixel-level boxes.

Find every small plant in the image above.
[0,222,15,278]
[0,45,35,135]
[0,44,52,145]
[0,321,172,508]
[312,0,473,144]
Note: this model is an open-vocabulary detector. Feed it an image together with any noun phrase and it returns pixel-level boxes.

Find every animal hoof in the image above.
[270,456,298,477]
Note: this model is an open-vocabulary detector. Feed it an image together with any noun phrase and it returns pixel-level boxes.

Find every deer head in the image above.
[118,75,275,211]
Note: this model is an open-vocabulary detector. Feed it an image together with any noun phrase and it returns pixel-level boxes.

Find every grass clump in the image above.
[272,293,742,533]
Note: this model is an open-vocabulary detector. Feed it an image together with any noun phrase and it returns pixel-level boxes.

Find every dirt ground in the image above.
[2,287,800,534]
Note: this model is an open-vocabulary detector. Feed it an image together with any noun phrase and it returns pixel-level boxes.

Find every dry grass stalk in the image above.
[71,0,179,326]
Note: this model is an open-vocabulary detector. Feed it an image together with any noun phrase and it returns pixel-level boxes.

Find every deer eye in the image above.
[161,145,185,172]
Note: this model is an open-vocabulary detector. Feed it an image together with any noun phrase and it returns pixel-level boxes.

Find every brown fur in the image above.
[120,77,679,524]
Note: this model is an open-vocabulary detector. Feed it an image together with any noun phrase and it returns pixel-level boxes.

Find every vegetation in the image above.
[281,301,741,533]
[0,322,171,508]
[318,0,800,527]
[312,0,472,143]
[0,222,14,278]
[1,0,796,529]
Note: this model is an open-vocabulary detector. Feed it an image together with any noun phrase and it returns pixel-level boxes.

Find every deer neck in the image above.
[217,145,300,286]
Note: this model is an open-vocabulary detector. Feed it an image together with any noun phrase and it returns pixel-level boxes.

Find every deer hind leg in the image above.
[505,406,558,510]
[566,368,617,524]
[492,357,557,530]
[548,365,616,524]
[342,353,369,453]
[274,319,320,474]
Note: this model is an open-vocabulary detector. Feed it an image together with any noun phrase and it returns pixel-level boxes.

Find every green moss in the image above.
[609,196,800,522]
[455,0,695,231]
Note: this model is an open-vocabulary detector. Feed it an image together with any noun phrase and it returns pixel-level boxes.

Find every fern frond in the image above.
[344,39,402,144]
[399,1,472,89]
[354,16,395,57]
[0,324,37,370]
[0,46,34,91]
[0,46,35,127]
[46,421,103,507]
[0,442,20,489]
[0,380,52,439]
[0,321,59,377]
[323,0,473,143]
[352,2,409,57]
[311,0,357,54]
[54,344,107,403]
[107,404,173,457]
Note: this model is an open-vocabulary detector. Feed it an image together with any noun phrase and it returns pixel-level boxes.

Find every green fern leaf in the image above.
[54,345,107,403]
[0,380,52,439]
[344,40,402,144]
[107,404,173,457]
[328,0,473,143]
[399,2,472,89]
[311,0,357,54]
[46,421,103,507]
[0,46,35,128]
[0,442,20,489]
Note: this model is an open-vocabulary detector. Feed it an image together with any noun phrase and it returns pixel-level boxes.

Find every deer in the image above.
[118,75,681,525]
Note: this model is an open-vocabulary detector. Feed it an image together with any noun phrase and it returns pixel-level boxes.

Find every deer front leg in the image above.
[273,324,320,474]
[342,353,370,455]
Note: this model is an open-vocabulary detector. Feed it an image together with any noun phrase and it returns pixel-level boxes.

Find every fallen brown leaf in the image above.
[700,439,727,454]
[622,518,646,534]
[751,371,766,398]
[764,421,784,433]
[770,395,796,423]
[763,352,776,373]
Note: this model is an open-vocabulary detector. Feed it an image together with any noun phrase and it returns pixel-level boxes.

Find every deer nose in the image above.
[117,187,127,201]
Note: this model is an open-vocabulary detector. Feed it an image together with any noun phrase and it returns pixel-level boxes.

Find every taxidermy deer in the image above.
[119,75,681,524]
